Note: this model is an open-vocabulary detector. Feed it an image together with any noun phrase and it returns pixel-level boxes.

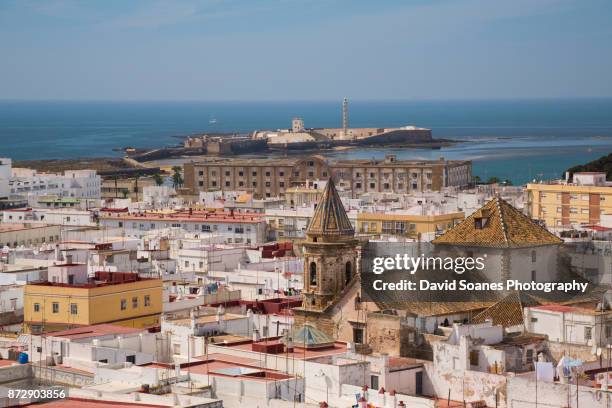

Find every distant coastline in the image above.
[3,99,612,184]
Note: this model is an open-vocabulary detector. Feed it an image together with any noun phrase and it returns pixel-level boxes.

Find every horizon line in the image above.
[1,96,612,104]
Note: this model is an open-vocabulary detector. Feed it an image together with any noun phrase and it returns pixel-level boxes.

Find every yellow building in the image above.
[24,269,162,333]
[527,174,612,228]
[356,211,464,237]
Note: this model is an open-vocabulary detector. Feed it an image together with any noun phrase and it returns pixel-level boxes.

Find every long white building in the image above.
[10,167,101,199]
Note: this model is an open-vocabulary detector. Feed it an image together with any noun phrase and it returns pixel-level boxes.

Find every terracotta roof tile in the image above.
[306,179,354,237]
[432,197,562,248]
[471,291,542,328]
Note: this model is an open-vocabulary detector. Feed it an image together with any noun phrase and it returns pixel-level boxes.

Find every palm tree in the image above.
[153,173,164,186]
[172,166,184,188]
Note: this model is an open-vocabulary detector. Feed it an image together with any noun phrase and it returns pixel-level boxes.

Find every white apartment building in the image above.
[0,158,11,199]
[524,304,612,347]
[99,211,268,245]
[10,168,101,199]
[2,208,95,226]
[177,244,246,274]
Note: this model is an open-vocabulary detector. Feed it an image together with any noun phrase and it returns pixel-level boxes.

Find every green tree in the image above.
[172,166,184,188]
[487,176,500,184]
[153,173,164,186]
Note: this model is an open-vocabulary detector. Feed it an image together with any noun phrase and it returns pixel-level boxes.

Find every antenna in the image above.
[342,97,350,139]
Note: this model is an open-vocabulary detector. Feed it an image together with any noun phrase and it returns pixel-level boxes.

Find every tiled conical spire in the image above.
[306,179,354,237]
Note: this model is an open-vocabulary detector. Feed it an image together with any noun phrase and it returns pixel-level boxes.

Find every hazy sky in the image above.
[1,0,611,101]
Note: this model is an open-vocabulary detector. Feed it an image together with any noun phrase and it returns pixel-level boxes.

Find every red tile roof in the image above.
[36,398,165,408]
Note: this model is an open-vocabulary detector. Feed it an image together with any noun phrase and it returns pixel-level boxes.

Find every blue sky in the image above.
[1,0,611,101]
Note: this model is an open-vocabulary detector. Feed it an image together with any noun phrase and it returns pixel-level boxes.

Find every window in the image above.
[309,262,317,286]
[531,270,536,282]
[585,326,592,340]
[252,171,257,177]
[34,303,40,312]
[279,171,284,177]
[470,350,479,366]
[211,181,217,187]
[353,327,364,344]
[526,349,534,363]
[279,182,285,188]
[126,355,136,364]
[120,299,127,311]
[345,261,352,284]
[252,181,257,187]
[52,302,59,313]
[132,297,138,308]
[198,171,204,176]
[531,250,536,263]
[371,375,379,390]
[144,295,151,307]
[265,171,271,177]
[369,182,375,189]
[474,217,488,229]
[225,171,230,176]
[225,181,230,187]
[239,171,244,177]
[70,303,78,315]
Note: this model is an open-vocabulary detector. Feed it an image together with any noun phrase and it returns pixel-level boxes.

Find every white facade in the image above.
[573,172,608,186]
[0,158,11,199]
[2,208,94,226]
[177,245,246,274]
[524,304,612,347]
[10,168,101,199]
[48,262,88,284]
[142,185,180,208]
[100,215,267,245]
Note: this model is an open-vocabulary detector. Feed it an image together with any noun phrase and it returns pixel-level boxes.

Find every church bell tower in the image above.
[302,178,357,310]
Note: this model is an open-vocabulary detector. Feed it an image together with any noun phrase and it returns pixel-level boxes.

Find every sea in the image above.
[1,99,612,185]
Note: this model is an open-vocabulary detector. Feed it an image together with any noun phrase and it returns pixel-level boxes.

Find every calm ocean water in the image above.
[1,99,612,185]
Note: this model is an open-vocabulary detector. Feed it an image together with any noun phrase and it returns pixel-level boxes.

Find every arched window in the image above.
[345,261,352,284]
[310,262,317,286]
